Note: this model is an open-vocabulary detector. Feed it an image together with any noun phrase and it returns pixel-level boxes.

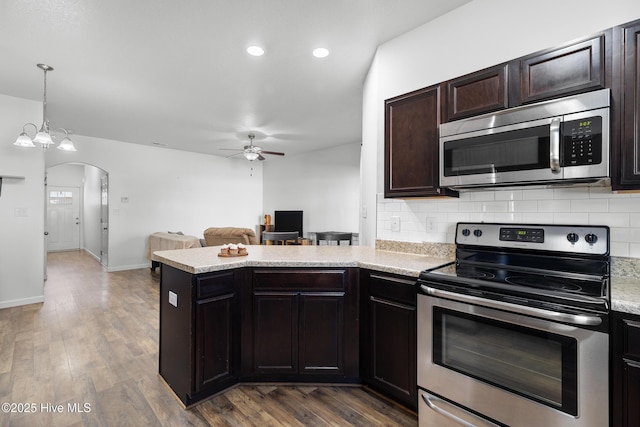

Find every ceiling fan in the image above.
[220,133,285,161]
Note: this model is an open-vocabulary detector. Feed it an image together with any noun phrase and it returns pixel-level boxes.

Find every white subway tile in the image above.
[589,186,616,199]
[609,198,640,213]
[512,201,538,212]
[589,213,630,227]
[553,187,589,200]
[522,212,554,223]
[494,212,523,223]
[522,188,554,200]
[630,243,640,258]
[610,242,630,258]
[553,212,589,224]
[495,190,523,201]
[539,200,570,212]
[482,201,509,212]
[468,190,495,201]
[458,201,481,213]
[571,199,609,213]
[610,227,633,243]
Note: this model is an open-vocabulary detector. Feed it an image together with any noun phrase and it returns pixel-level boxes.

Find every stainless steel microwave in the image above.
[439,89,610,189]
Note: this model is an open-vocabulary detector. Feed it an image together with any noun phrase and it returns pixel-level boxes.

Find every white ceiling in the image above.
[0,0,471,159]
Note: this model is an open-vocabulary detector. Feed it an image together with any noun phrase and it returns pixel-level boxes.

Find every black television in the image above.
[274,210,303,237]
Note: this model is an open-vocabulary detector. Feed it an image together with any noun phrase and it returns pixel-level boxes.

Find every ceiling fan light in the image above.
[14,132,36,148]
[244,151,260,161]
[33,131,54,146]
[57,137,77,151]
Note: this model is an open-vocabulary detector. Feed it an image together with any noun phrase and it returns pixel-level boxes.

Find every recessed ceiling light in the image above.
[247,45,265,56]
[313,48,329,58]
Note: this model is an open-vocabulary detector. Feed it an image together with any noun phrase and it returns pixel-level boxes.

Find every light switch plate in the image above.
[168,291,177,307]
[391,216,400,232]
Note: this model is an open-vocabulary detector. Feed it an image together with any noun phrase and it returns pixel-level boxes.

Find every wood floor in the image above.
[0,250,417,426]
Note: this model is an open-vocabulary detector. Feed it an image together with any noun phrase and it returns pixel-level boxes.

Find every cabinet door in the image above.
[252,292,298,374]
[612,312,640,427]
[299,293,344,375]
[510,34,606,105]
[385,85,447,198]
[370,296,416,407]
[195,292,236,392]
[362,271,417,410]
[613,21,640,190]
[622,359,640,427]
[194,270,239,394]
[444,64,508,122]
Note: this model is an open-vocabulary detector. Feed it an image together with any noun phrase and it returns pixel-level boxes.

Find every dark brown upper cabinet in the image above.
[509,33,608,106]
[612,20,640,190]
[384,85,456,198]
[443,64,508,122]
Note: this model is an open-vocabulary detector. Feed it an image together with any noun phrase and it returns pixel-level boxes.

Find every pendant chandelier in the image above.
[14,64,76,151]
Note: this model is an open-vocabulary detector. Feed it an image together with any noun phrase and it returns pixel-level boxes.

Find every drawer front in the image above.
[253,269,346,291]
[196,271,236,300]
[369,273,416,306]
[624,319,640,360]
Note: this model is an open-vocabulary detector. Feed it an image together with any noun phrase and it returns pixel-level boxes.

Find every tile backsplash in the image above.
[377,186,640,258]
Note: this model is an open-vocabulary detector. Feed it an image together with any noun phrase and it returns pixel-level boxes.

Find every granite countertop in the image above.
[153,245,640,316]
[152,245,452,278]
[611,275,640,315]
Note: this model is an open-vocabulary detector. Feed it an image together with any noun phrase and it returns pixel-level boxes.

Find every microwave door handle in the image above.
[550,118,561,173]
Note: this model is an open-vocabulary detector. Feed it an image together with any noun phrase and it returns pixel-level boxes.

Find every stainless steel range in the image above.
[417,222,610,427]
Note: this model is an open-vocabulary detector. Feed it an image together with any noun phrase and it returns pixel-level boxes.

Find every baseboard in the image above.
[0,295,45,309]
[83,248,101,262]
[107,263,150,272]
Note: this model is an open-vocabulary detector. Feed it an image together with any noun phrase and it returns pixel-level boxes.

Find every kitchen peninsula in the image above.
[152,245,451,407]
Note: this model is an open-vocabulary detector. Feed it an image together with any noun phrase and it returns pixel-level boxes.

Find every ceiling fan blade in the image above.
[224,152,244,159]
[258,154,266,161]
[260,150,285,156]
[219,148,243,151]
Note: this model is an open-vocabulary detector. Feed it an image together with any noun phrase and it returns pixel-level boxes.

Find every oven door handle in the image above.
[421,285,602,326]
[421,392,500,427]
[549,117,561,173]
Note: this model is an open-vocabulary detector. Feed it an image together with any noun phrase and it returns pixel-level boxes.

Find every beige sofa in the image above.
[203,227,259,246]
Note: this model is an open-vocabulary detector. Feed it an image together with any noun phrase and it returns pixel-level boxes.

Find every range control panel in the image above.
[456,222,609,255]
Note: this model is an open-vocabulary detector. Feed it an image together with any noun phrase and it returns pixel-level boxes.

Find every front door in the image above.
[47,186,80,251]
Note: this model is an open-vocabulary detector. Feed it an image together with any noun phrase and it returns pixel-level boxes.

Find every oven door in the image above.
[417,292,609,427]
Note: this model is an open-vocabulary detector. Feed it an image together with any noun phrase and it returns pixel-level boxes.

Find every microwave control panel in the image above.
[562,116,602,167]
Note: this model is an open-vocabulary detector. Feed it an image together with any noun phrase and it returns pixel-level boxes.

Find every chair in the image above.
[315,231,353,246]
[203,227,259,246]
[262,231,299,245]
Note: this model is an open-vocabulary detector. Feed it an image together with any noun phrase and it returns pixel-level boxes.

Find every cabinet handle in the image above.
[370,296,415,311]
[549,117,561,173]
[421,392,499,427]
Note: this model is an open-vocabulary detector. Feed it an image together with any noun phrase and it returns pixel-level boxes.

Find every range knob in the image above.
[566,233,579,244]
[473,229,483,238]
[585,233,598,245]
[461,228,471,237]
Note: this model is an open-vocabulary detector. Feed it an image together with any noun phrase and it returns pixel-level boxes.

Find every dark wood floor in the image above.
[0,250,417,426]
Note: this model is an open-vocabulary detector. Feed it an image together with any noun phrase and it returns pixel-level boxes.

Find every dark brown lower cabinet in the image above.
[243,268,359,383]
[612,311,640,427]
[159,266,241,406]
[361,270,417,411]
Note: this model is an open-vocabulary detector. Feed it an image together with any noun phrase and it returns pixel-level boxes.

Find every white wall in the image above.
[361,0,640,258]
[263,143,360,237]
[0,94,45,308]
[83,165,104,260]
[46,135,264,271]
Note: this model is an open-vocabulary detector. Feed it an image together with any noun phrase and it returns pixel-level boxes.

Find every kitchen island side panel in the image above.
[159,264,195,405]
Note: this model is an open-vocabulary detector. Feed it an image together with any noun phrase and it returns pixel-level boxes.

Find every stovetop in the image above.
[418,222,611,314]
